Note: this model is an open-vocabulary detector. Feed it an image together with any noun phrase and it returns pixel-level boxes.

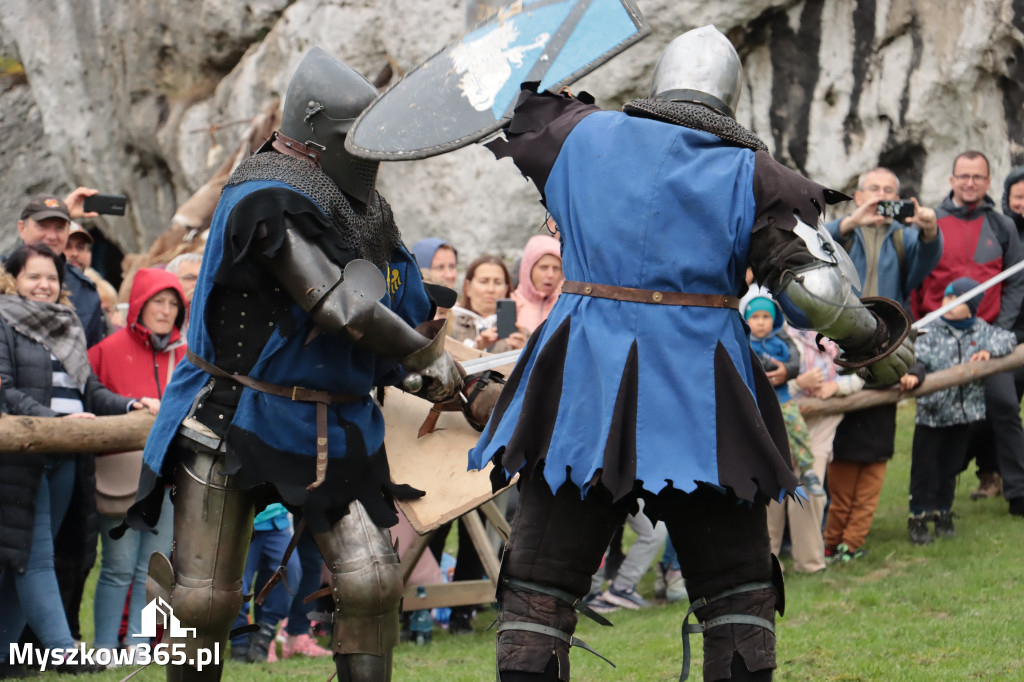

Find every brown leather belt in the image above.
[186,350,362,490]
[561,280,739,309]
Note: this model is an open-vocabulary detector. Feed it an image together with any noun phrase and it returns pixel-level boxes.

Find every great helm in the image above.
[649,25,743,120]
[280,47,380,204]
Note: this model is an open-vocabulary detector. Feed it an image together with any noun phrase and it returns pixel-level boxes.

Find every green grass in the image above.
[65,401,1024,680]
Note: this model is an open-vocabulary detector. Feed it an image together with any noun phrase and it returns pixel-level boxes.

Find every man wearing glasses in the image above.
[912,150,1024,519]
[829,167,941,313]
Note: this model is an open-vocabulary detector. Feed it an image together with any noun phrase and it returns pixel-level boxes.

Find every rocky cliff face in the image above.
[1,0,1022,262]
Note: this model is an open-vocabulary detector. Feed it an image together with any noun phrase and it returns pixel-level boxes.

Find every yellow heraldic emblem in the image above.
[388,266,401,297]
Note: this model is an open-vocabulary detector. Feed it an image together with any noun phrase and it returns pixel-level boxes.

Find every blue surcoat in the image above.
[471,100,800,503]
[135,178,430,527]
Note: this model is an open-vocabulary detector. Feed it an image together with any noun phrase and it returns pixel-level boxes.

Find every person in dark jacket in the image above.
[913,151,1024,518]
[0,244,159,675]
[901,277,1018,542]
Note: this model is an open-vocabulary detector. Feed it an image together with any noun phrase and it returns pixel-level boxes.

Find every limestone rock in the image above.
[0,0,1021,262]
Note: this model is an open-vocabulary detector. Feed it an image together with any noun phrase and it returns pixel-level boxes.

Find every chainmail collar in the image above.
[623,98,768,152]
[225,150,401,270]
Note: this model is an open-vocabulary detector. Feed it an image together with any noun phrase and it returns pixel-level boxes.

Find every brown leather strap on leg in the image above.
[255,518,307,606]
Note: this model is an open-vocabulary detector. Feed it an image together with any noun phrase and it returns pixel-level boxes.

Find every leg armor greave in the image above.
[315,500,402,682]
[151,446,254,682]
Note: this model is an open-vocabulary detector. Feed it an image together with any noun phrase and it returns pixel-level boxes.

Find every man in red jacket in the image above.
[912,150,1024,518]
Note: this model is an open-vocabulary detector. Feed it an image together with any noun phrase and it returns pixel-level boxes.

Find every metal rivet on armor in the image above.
[269,322,274,327]
[240,312,245,316]
[275,288,280,293]
[652,292,663,302]
[239,324,244,329]
[231,385,237,390]
[242,293,248,297]
[218,414,224,419]
[236,353,242,358]
[238,342,243,347]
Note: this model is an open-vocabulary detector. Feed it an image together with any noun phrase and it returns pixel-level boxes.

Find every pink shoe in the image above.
[282,633,332,659]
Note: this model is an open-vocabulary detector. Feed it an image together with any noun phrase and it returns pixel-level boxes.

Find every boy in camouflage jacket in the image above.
[901,277,1018,544]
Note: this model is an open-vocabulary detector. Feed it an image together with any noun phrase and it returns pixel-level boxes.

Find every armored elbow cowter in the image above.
[753,218,913,386]
[262,226,461,402]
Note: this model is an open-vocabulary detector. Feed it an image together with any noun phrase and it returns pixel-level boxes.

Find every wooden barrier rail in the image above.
[4,345,1024,453]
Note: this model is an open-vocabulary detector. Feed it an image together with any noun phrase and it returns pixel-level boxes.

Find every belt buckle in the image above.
[291,386,303,401]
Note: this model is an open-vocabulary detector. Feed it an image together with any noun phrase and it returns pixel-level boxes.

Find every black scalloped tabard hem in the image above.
[222,425,422,534]
[122,431,421,537]
[488,336,797,508]
[715,342,799,503]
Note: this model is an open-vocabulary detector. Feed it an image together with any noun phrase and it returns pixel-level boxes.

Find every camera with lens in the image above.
[876,199,915,224]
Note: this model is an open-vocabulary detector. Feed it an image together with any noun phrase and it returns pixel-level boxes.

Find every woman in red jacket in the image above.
[88,267,187,656]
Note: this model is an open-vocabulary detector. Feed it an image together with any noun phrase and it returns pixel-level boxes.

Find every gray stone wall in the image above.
[1,0,1021,262]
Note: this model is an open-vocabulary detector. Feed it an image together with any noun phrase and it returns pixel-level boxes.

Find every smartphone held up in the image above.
[83,194,129,216]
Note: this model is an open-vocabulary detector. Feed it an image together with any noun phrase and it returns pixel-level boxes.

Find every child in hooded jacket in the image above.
[901,277,1017,544]
[742,291,819,489]
[743,289,825,572]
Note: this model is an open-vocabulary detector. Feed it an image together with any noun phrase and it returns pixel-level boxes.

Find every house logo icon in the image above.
[134,597,197,639]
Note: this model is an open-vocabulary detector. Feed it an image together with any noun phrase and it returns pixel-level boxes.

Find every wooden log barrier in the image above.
[798,343,1024,418]
[4,345,1024,453]
[0,409,154,454]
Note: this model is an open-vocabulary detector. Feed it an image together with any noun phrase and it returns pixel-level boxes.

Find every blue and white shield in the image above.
[346,0,649,160]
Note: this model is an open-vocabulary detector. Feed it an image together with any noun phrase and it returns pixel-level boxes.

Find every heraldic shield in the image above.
[346,0,650,160]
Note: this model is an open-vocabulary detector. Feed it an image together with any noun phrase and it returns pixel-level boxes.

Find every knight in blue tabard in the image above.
[470,27,914,682]
[121,48,461,682]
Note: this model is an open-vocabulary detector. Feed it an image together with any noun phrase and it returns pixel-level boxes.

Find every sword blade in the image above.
[459,349,524,374]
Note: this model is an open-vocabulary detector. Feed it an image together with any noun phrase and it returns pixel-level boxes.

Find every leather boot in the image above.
[970,472,1002,500]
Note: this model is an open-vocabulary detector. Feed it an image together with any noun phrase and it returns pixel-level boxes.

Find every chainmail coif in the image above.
[623,98,768,152]
[225,151,402,270]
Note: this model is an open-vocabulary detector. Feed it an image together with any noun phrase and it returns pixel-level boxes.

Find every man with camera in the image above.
[827,167,941,313]
[913,151,1024,518]
[824,168,941,559]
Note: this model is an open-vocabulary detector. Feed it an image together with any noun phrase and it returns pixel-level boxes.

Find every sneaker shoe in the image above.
[908,515,934,545]
[603,584,651,610]
[933,510,956,538]
[800,470,826,496]
[831,543,867,562]
[448,608,475,635]
[970,472,1002,500]
[664,568,687,603]
[282,633,332,659]
[246,622,277,663]
[582,591,620,614]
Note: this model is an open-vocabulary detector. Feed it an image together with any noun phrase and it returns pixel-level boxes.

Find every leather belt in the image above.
[186,350,363,490]
[561,280,739,309]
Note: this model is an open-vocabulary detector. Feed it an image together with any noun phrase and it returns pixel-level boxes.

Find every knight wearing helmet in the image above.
[121,48,461,681]
[473,26,914,682]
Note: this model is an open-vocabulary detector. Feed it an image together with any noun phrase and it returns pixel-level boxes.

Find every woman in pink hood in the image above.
[511,234,563,334]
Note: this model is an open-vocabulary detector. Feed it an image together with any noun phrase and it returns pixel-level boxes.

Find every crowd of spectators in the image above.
[2,147,1024,672]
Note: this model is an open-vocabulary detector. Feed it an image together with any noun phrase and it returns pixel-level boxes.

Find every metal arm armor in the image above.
[751,221,913,386]
[260,224,461,401]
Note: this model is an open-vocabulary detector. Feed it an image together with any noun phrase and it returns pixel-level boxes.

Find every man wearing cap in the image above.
[15,191,106,347]
[65,222,94,271]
